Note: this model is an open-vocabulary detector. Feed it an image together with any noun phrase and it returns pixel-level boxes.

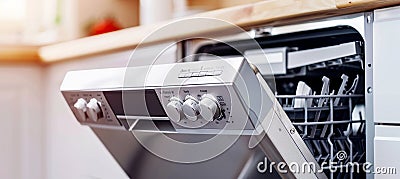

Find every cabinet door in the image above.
[375,125,400,179]
[373,6,400,123]
[0,65,43,179]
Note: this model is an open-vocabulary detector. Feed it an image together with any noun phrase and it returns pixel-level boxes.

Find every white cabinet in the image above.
[374,6,400,179]
[375,126,400,179]
[373,6,400,124]
[0,65,43,179]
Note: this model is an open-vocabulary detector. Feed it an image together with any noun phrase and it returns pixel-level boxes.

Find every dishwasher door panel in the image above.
[92,128,281,179]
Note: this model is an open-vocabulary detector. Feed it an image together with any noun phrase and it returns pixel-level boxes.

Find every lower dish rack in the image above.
[276,94,366,179]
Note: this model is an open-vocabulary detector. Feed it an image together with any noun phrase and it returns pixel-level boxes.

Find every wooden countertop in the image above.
[17,0,400,62]
[0,45,40,62]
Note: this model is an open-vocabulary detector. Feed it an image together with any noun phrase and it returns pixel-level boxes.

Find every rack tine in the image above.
[358,121,365,135]
[321,91,335,138]
[356,152,365,163]
[336,140,346,151]
[344,122,352,136]
[321,154,330,164]
[310,76,330,138]
[284,97,288,107]
[328,97,335,179]
[347,98,354,179]
[312,140,323,162]
[321,140,330,155]
[327,136,334,179]
[302,101,309,138]
[334,74,349,106]
[304,140,314,154]
[352,152,359,163]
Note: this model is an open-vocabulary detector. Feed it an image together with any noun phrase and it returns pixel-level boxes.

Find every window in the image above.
[0,0,26,32]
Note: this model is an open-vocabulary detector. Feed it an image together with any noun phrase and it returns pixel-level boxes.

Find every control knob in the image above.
[73,98,87,121]
[199,94,221,121]
[182,95,200,121]
[166,97,183,123]
[86,98,103,122]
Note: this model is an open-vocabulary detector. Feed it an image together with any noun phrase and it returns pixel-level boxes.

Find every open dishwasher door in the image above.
[61,57,326,179]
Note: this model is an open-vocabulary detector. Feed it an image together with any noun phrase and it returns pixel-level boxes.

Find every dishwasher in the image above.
[61,12,373,179]
[190,13,370,179]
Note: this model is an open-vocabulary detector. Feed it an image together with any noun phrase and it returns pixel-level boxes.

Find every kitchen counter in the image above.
[0,45,40,63]
[34,0,400,62]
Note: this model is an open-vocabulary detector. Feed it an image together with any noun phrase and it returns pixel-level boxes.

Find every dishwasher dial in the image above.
[166,97,183,123]
[73,98,87,121]
[182,95,200,121]
[86,98,103,122]
[199,94,221,122]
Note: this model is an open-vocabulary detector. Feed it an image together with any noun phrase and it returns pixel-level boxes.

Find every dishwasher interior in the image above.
[194,25,367,178]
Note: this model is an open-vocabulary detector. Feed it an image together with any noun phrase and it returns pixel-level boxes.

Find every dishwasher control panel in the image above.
[156,85,251,130]
[63,91,121,126]
[61,58,263,133]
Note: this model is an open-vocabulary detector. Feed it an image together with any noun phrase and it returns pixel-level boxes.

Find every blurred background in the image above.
[0,0,261,44]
